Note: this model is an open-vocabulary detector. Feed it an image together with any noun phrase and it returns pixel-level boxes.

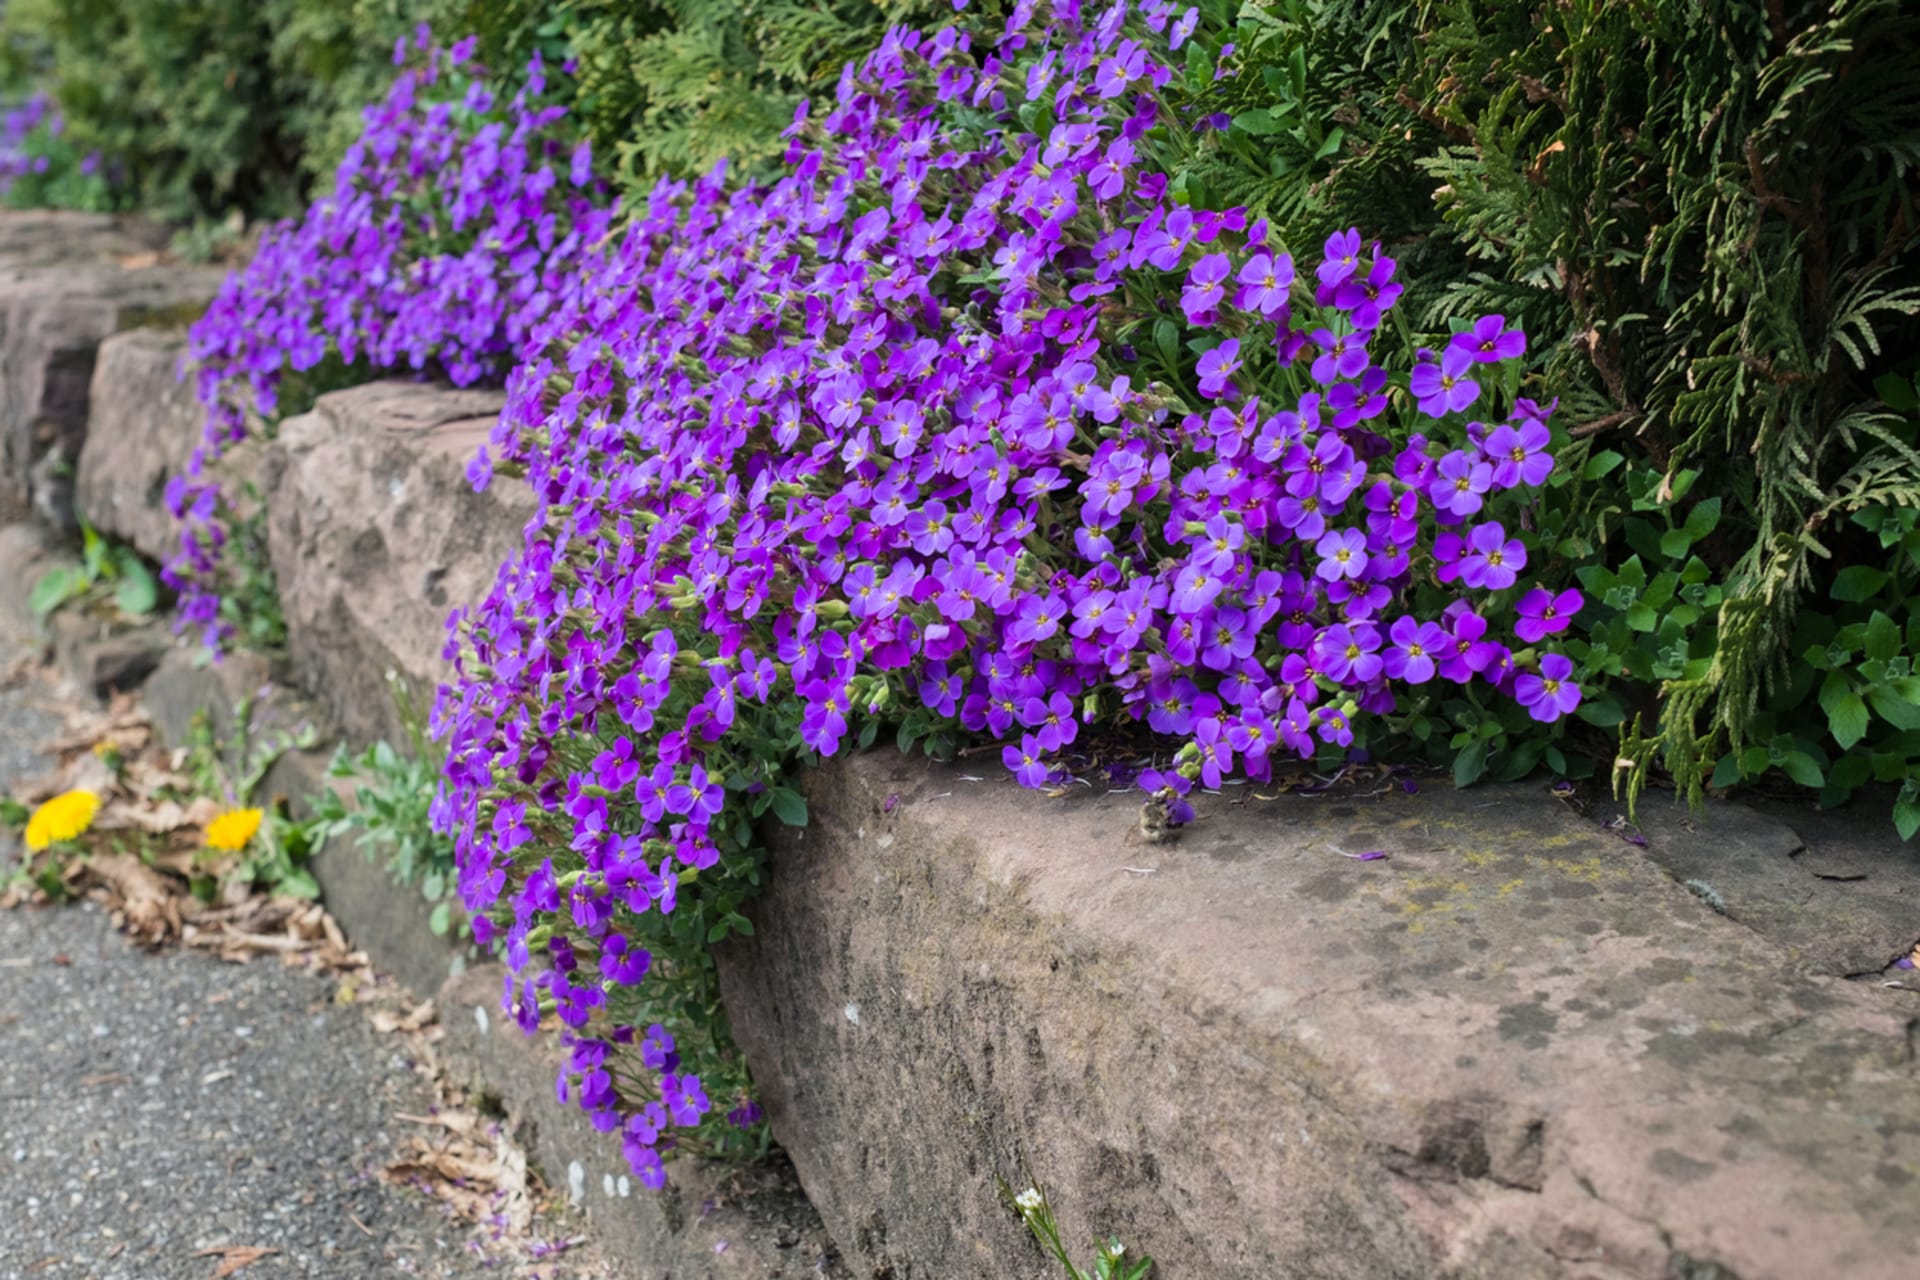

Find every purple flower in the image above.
[1514,588,1582,643]
[1181,253,1231,323]
[1313,623,1383,684]
[1515,654,1582,721]
[1317,228,1362,288]
[1309,328,1370,384]
[1002,734,1051,788]
[1409,346,1480,418]
[1458,522,1527,590]
[1314,528,1369,582]
[1383,616,1447,684]
[1196,339,1242,398]
[1483,420,1554,488]
[1429,450,1492,517]
[1450,314,1526,364]
[1235,251,1293,317]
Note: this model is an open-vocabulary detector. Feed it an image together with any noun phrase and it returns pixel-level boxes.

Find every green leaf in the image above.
[114,561,158,616]
[1896,795,1920,841]
[1658,528,1692,559]
[1576,692,1625,728]
[277,868,321,900]
[429,901,452,936]
[768,788,808,827]
[1829,755,1872,790]
[1152,317,1180,370]
[1232,109,1280,137]
[1452,740,1488,788]
[1826,692,1869,749]
[1831,565,1891,603]
[1779,751,1825,789]
[1868,685,1920,730]
[1583,450,1623,480]
[1864,611,1902,663]
[1874,371,1919,411]
[1683,496,1721,541]
[80,523,107,578]
[29,565,87,618]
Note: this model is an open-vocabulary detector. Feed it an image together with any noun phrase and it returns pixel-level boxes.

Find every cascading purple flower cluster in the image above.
[164,30,614,645]
[431,0,1582,1186]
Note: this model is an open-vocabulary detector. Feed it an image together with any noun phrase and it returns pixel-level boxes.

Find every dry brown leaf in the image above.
[84,853,182,945]
[122,755,192,794]
[192,1244,278,1277]
[93,797,189,834]
[370,1000,437,1034]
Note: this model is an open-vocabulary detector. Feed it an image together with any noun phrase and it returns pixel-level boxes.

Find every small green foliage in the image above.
[997,1175,1153,1280]
[210,490,287,653]
[181,701,322,899]
[312,737,461,933]
[30,522,159,621]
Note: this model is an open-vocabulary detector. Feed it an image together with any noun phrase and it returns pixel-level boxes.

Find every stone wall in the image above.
[17,207,1920,1278]
[0,212,223,525]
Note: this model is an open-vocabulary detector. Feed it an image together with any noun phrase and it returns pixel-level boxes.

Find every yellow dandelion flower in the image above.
[24,790,99,851]
[205,807,264,853]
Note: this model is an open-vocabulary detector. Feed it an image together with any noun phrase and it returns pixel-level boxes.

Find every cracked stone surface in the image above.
[263,381,528,747]
[718,755,1920,1280]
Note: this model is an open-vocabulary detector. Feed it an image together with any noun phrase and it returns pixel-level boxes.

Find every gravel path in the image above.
[0,613,601,1278]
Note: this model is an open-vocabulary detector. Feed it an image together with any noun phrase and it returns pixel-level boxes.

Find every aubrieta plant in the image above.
[163,27,614,647]
[0,91,111,209]
[428,0,1581,1188]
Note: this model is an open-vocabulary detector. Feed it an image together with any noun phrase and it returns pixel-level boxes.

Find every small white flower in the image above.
[1014,1188,1044,1214]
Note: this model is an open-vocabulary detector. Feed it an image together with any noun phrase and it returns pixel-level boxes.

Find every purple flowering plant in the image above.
[0,92,112,210]
[165,30,614,647]
[421,0,1584,1187]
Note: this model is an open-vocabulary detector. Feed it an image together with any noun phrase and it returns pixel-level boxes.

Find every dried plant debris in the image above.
[365,995,609,1274]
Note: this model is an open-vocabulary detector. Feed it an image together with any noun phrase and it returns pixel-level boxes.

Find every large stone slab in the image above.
[0,209,168,265]
[0,214,224,522]
[74,327,233,563]
[717,757,1920,1280]
[262,381,528,746]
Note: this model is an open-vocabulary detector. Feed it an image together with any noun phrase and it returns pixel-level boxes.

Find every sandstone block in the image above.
[0,223,224,520]
[717,758,1920,1280]
[262,381,528,746]
[75,327,240,563]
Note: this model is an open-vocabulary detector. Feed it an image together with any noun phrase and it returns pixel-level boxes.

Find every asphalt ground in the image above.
[0,612,608,1279]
